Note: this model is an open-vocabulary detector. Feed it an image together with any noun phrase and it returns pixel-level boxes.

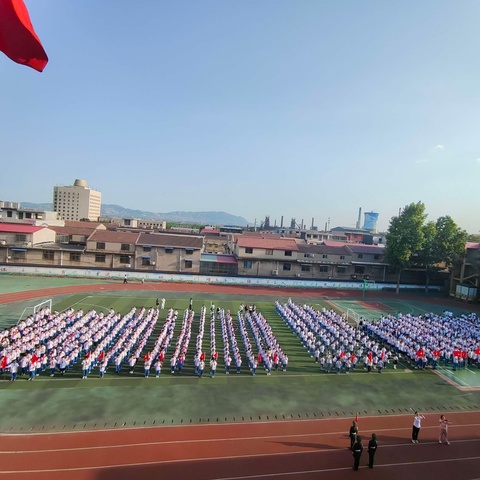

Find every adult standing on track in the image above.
[352,435,363,471]
[349,420,358,450]
[367,433,378,468]
[412,411,426,443]
[439,414,451,445]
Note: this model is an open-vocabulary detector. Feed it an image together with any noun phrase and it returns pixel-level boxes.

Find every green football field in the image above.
[0,276,479,433]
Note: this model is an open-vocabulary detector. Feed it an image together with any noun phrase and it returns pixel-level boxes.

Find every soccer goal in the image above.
[345,308,362,327]
[17,298,52,324]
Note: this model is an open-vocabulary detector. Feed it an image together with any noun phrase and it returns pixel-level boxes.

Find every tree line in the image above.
[385,202,468,294]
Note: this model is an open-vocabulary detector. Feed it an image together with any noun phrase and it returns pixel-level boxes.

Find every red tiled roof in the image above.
[0,223,45,234]
[138,232,203,249]
[241,232,298,238]
[236,236,299,251]
[466,242,480,250]
[50,225,98,236]
[346,244,385,254]
[322,241,349,247]
[297,243,352,255]
[65,221,105,229]
[88,230,141,243]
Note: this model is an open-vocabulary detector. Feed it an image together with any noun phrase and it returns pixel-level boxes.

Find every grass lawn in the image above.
[0,291,479,432]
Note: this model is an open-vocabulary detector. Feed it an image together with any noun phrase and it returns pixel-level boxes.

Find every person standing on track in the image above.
[352,436,363,470]
[367,433,378,468]
[412,411,426,443]
[349,420,359,450]
[439,414,451,445]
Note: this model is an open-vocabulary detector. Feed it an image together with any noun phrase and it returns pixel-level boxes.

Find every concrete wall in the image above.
[0,264,443,292]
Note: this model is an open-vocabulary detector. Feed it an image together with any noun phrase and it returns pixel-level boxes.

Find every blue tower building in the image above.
[363,212,379,232]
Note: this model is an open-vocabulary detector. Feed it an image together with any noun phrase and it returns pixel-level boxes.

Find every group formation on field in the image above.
[276,299,479,371]
[0,299,479,381]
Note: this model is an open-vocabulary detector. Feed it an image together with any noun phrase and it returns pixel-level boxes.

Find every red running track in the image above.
[2,280,480,310]
[0,412,479,480]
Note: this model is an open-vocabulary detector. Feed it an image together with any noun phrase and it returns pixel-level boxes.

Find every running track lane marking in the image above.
[1,429,479,454]
[212,455,480,480]
[0,451,479,475]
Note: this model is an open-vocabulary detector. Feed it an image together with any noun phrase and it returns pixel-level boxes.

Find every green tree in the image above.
[417,220,437,294]
[385,202,426,293]
[432,216,467,271]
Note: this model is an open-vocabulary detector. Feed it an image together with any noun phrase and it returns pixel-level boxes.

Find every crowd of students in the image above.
[2,300,478,381]
[276,299,391,373]
[0,301,289,380]
[365,311,480,370]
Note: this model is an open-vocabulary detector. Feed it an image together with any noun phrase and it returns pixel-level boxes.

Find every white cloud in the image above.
[434,144,445,151]
[476,158,480,165]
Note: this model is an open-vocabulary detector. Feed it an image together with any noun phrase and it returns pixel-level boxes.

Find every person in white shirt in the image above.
[412,412,426,443]
[210,358,217,378]
[9,360,19,381]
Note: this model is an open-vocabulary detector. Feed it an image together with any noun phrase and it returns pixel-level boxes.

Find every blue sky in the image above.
[1,1,479,232]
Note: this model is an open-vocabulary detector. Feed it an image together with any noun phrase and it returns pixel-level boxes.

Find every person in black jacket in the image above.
[349,420,358,450]
[368,433,378,468]
[352,436,363,470]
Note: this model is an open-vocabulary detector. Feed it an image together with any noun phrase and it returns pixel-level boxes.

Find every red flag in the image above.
[31,354,38,364]
[257,353,262,363]
[98,351,105,361]
[144,352,150,361]
[416,349,424,358]
[475,348,480,355]
[0,0,48,71]
[85,351,91,360]
[0,356,7,369]
[433,350,441,358]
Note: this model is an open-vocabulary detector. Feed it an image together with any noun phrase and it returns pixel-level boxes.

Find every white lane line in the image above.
[0,430,479,455]
[212,455,480,480]
[0,450,479,475]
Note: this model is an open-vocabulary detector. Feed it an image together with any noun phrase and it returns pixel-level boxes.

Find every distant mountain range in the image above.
[21,202,250,227]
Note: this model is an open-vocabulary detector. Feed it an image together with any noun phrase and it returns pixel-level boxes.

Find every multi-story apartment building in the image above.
[0,201,62,226]
[53,179,102,222]
[0,224,56,263]
[451,241,480,300]
[135,232,203,272]
[232,236,300,277]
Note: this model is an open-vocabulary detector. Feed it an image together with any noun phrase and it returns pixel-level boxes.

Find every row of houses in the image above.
[0,222,478,295]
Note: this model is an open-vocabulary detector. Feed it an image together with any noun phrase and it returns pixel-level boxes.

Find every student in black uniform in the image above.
[352,436,363,471]
[367,433,377,468]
